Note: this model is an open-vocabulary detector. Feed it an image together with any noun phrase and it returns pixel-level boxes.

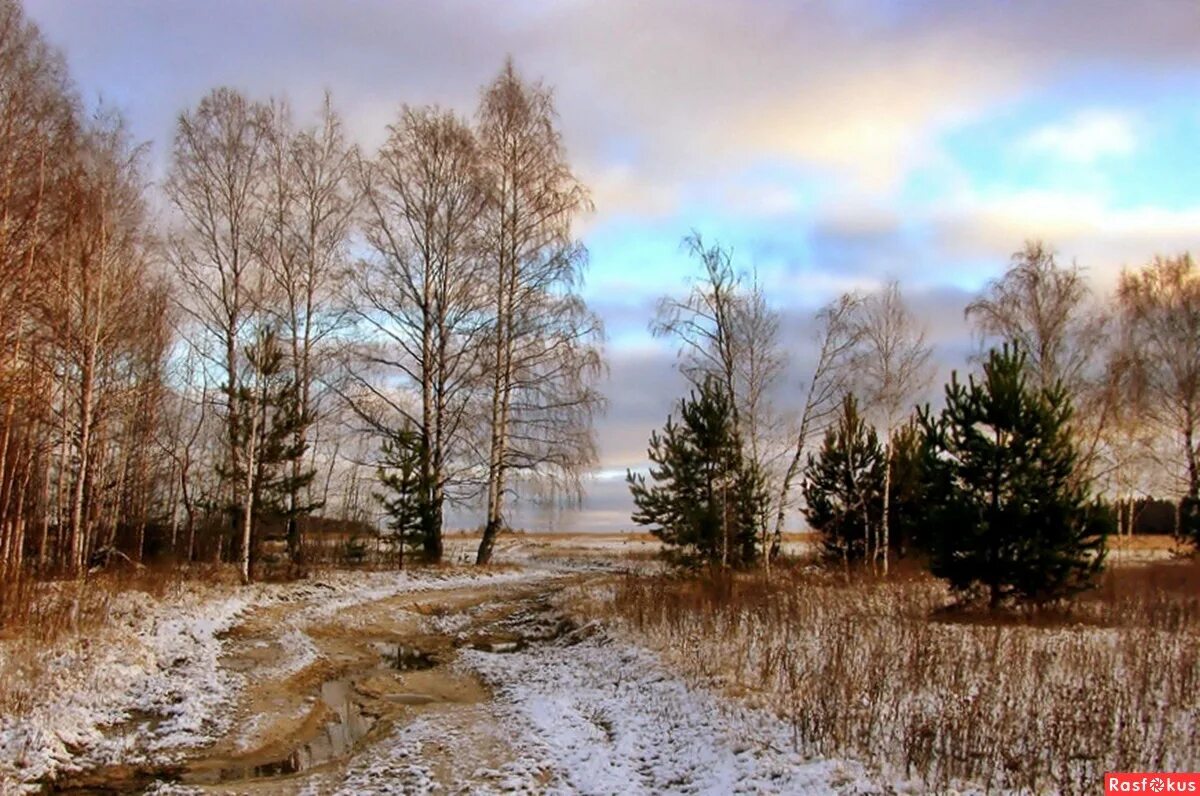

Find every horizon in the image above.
[24,0,1200,532]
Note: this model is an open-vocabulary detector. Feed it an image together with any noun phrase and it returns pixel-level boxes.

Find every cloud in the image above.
[929,188,1200,291]
[592,343,686,471]
[28,0,1200,215]
[22,0,1200,530]
[1018,110,1138,164]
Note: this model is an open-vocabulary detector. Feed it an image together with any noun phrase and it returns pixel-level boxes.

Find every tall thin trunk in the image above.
[38,449,51,571]
[420,264,438,562]
[70,349,95,573]
[478,235,513,566]
[240,400,259,584]
[10,443,31,569]
[1185,408,1199,500]
[881,447,892,577]
[181,463,196,564]
[56,375,68,570]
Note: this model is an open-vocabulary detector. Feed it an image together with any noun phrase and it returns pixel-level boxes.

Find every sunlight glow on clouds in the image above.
[1018,110,1138,164]
[24,0,1200,529]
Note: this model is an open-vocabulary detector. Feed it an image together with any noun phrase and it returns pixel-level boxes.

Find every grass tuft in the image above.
[585,559,1200,795]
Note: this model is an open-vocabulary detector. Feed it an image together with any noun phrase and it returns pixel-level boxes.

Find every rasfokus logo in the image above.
[1106,773,1200,793]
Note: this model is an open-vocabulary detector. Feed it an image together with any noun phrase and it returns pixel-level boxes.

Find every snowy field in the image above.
[335,631,872,795]
[0,549,877,795]
[0,566,555,791]
[1,537,1190,795]
[440,532,818,565]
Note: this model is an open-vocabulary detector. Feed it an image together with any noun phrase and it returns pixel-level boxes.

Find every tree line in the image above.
[631,239,1200,604]
[0,0,601,587]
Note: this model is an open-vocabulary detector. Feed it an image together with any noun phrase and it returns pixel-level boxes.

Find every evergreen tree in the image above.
[223,328,320,573]
[628,377,764,567]
[802,395,885,563]
[374,424,431,566]
[918,343,1109,607]
[249,330,320,564]
[887,419,929,559]
[1179,495,1200,549]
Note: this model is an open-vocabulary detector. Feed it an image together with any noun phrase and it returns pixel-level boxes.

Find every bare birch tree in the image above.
[770,294,862,564]
[653,234,745,418]
[965,240,1111,482]
[474,60,604,565]
[260,95,355,564]
[167,87,271,583]
[348,104,489,563]
[852,281,932,574]
[38,111,160,572]
[652,234,784,561]
[1115,253,1200,543]
[0,0,75,574]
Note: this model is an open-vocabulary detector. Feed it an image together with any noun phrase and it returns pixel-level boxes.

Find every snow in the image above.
[3,560,894,794]
[0,585,256,791]
[0,566,561,792]
[460,636,868,795]
[334,630,872,795]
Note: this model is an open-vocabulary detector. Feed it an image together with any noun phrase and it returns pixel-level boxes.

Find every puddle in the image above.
[42,763,185,793]
[188,678,375,784]
[387,692,438,705]
[374,642,437,670]
[46,592,573,792]
[470,636,526,653]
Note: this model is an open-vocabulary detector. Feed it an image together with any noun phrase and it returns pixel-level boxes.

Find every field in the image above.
[440,530,821,563]
[0,533,1194,794]
[574,557,1199,795]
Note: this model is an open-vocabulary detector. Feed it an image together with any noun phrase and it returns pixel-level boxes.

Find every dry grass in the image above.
[582,560,1200,795]
[0,565,224,641]
[0,565,237,716]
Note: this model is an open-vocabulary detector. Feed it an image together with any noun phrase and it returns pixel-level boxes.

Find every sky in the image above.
[25,0,1200,532]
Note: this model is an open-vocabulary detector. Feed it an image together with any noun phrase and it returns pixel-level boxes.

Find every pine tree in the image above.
[628,377,764,567]
[802,395,885,563]
[252,332,320,562]
[887,419,928,559]
[1179,495,1200,549]
[374,425,430,567]
[223,327,320,575]
[918,343,1109,607]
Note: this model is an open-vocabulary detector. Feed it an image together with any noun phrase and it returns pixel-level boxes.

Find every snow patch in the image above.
[457,634,872,795]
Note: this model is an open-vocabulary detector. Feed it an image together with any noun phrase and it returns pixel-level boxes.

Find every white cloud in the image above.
[578,163,681,226]
[929,187,1200,292]
[1018,110,1138,164]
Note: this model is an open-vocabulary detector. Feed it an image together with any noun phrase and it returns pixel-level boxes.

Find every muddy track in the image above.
[45,570,602,795]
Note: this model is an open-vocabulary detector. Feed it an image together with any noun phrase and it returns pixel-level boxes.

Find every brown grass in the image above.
[0,564,228,640]
[584,560,1200,795]
[0,564,240,717]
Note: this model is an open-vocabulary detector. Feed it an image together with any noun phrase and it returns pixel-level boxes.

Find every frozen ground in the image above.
[0,549,881,795]
[333,631,869,795]
[0,566,559,791]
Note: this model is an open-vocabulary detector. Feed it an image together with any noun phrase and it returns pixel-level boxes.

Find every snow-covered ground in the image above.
[0,566,557,792]
[4,556,878,795]
[463,636,870,794]
[335,630,872,795]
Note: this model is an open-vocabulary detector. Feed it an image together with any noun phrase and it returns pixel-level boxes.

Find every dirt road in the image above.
[47,569,587,793]
[44,563,858,795]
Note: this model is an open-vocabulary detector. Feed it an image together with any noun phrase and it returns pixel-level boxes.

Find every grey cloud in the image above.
[594,343,686,470]
[27,0,1200,202]
[24,0,1198,531]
